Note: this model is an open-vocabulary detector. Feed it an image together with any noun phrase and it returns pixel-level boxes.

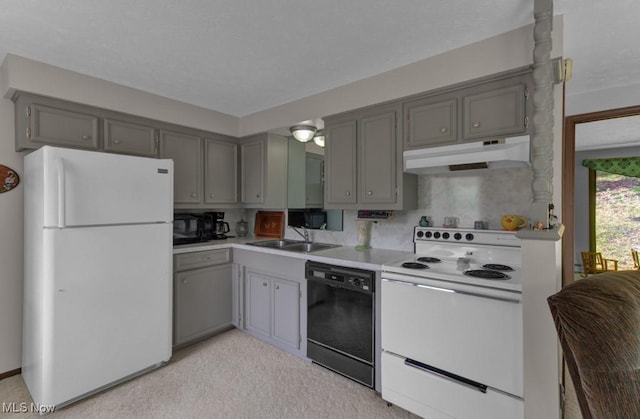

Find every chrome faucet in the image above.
[290,226,310,243]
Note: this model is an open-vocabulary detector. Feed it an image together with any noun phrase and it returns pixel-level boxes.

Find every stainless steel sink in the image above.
[249,239,301,248]
[248,240,340,253]
[280,242,339,252]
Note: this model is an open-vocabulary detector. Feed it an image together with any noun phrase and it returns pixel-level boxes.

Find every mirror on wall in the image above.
[286,136,343,231]
[287,208,344,231]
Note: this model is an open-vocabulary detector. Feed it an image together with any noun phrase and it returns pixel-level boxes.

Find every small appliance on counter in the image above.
[212,212,231,240]
[236,219,249,237]
[173,212,233,245]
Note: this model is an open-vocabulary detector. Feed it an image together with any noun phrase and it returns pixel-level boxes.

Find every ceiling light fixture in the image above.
[290,125,317,143]
[313,130,325,147]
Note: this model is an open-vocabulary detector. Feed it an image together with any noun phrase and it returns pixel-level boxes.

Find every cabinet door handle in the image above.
[472,121,481,128]
[345,191,351,196]
[81,135,92,140]
[183,279,188,284]
[276,285,280,290]
[440,127,448,133]
[256,194,260,198]
[367,190,373,196]
[190,193,197,198]
[262,282,268,287]
[209,193,214,198]
[113,139,121,144]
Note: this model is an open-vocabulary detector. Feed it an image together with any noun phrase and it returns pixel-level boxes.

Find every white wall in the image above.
[565,82,640,117]
[241,20,558,137]
[0,90,24,374]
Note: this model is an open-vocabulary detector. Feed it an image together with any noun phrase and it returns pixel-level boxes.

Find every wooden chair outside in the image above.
[581,251,619,277]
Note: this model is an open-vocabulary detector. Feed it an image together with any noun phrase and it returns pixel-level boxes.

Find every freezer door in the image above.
[40,224,172,406]
[40,146,172,227]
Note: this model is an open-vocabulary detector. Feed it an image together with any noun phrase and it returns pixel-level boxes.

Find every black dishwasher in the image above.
[306,261,375,388]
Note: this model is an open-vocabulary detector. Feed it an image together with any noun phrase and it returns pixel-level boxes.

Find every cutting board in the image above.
[254,211,285,238]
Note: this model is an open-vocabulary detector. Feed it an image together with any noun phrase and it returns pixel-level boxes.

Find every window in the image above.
[584,158,640,269]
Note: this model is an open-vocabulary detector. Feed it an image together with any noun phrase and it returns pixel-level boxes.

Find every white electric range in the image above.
[380,226,524,419]
[382,226,523,292]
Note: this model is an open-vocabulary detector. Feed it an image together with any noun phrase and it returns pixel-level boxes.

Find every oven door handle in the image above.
[382,277,521,304]
[404,358,488,394]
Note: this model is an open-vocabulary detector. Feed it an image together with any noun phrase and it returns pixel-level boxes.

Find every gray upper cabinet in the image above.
[204,137,238,205]
[324,103,417,210]
[359,109,397,205]
[325,120,357,206]
[305,153,324,207]
[240,133,288,209]
[404,96,457,149]
[14,93,99,151]
[159,130,203,205]
[462,82,526,141]
[103,118,157,157]
[401,67,532,150]
[240,139,265,205]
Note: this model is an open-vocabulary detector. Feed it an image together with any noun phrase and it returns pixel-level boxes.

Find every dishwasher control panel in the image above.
[305,261,375,293]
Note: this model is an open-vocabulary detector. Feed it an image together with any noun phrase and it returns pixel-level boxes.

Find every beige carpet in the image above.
[0,329,417,419]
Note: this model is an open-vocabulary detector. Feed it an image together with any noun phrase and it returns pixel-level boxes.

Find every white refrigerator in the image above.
[23,146,174,409]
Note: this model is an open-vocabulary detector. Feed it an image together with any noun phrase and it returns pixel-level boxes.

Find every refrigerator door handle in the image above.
[56,157,66,228]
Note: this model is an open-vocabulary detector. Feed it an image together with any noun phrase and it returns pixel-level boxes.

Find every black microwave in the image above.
[173,213,216,245]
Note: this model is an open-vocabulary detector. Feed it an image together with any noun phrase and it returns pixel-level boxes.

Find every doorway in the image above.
[563,105,640,285]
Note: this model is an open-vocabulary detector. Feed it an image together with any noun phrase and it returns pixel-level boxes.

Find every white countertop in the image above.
[173,237,414,271]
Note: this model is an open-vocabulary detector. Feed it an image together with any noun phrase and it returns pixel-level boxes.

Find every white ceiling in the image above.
[1,0,639,142]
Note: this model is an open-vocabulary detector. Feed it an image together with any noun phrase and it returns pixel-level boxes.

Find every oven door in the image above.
[381,272,523,397]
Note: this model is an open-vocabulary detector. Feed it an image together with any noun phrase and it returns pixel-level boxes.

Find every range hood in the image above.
[403,135,531,175]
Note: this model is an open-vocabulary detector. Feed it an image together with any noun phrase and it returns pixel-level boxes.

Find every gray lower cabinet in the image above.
[245,268,300,350]
[14,93,99,151]
[173,248,233,349]
[103,118,157,156]
[234,249,305,357]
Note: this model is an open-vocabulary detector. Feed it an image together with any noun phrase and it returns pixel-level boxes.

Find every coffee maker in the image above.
[213,212,230,239]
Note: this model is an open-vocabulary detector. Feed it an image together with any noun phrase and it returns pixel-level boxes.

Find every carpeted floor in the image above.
[0,329,418,418]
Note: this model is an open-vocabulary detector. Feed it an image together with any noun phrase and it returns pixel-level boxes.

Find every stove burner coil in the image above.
[417,257,442,263]
[482,264,514,271]
[463,269,510,280]
[402,262,429,269]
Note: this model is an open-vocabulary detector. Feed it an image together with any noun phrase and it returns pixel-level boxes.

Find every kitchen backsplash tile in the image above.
[286,168,534,252]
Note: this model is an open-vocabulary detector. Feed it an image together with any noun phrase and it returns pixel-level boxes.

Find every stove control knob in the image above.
[351,278,362,287]
[416,231,424,238]
[454,233,462,240]
[442,232,450,239]
[434,232,441,239]
[465,233,474,241]
[425,231,432,238]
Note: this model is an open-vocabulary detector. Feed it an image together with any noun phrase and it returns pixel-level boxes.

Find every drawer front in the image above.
[174,248,231,271]
[381,352,523,419]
